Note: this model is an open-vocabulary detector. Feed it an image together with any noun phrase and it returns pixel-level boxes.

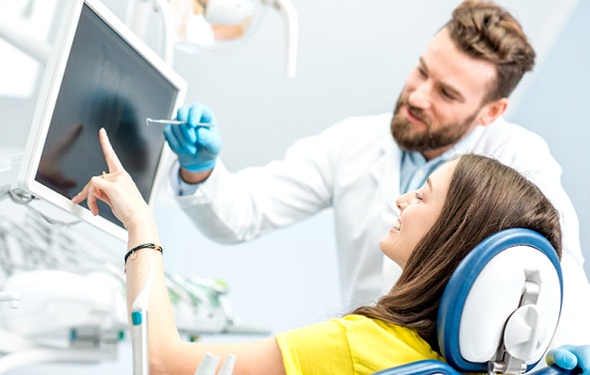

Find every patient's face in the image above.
[380,160,456,268]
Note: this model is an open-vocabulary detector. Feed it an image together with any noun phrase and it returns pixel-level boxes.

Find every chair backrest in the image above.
[438,228,563,374]
[374,228,563,375]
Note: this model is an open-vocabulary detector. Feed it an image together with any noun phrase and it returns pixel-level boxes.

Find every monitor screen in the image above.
[17,0,186,241]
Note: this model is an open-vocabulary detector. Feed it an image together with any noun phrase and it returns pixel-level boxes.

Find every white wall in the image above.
[0,0,588,373]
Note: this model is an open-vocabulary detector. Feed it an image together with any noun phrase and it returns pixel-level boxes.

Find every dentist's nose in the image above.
[408,81,432,109]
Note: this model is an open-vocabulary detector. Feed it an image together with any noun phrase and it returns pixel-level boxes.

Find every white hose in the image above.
[0,348,106,373]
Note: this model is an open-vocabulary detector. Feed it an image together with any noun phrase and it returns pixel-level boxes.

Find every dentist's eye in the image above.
[441,89,455,100]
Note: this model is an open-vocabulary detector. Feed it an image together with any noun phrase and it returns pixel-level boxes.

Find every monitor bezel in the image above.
[16,0,186,242]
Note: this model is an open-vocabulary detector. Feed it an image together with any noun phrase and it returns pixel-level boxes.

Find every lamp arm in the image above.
[126,0,151,42]
[126,0,175,65]
[152,0,176,65]
[128,0,298,75]
[268,0,298,78]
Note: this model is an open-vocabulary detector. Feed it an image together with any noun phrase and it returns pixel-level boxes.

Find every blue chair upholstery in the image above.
[374,228,577,375]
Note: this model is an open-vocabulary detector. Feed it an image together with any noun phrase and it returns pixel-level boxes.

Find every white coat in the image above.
[171,113,590,347]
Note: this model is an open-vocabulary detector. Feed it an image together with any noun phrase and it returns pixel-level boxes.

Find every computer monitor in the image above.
[16,0,186,242]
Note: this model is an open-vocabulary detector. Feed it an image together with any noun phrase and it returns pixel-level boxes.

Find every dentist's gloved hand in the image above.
[546,345,590,374]
[164,103,221,173]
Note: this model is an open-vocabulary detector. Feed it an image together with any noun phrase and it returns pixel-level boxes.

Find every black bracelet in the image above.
[124,243,163,265]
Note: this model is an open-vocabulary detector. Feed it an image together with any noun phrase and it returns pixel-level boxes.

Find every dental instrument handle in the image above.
[132,267,154,375]
[145,118,214,127]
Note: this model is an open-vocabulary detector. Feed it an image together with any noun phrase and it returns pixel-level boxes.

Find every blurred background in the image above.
[0,0,588,373]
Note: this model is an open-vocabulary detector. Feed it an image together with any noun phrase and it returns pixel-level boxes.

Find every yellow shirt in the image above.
[275,314,444,375]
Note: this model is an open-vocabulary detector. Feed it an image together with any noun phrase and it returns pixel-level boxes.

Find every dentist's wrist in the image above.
[180,167,213,184]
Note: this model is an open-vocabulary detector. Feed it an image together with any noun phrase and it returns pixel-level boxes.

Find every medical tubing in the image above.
[131,267,154,375]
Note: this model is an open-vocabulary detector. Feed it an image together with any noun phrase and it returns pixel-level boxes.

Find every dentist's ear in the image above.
[477,98,508,126]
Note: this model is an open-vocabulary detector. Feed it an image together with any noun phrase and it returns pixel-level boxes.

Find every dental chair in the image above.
[375,228,579,375]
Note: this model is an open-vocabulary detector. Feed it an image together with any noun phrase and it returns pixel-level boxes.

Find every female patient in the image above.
[73,128,578,375]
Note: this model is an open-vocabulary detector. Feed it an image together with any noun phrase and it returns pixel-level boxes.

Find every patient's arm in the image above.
[72,128,287,375]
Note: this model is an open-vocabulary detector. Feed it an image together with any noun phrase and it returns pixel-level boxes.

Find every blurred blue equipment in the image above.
[546,346,590,375]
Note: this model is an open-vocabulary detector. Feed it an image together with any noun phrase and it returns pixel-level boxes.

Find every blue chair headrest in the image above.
[437,228,563,373]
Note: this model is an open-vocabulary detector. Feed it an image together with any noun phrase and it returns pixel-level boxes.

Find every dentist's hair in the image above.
[445,0,536,102]
[353,154,562,353]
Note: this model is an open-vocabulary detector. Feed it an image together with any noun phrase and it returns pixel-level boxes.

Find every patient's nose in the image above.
[396,193,410,211]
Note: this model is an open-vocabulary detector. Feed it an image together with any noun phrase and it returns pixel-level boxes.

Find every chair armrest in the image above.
[373,360,463,375]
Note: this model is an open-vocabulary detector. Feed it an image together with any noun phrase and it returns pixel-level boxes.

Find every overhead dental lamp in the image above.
[127,0,298,77]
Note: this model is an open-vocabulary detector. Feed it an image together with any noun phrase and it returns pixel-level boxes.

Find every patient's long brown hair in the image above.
[353,154,562,352]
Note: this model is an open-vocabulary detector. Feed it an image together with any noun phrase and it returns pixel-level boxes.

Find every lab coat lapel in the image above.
[370,135,402,215]
[371,134,403,294]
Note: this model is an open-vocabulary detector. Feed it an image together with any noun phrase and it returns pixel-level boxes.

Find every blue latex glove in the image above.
[163,103,221,173]
[546,345,590,375]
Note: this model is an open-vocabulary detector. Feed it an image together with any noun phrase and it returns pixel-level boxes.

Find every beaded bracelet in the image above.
[124,243,163,266]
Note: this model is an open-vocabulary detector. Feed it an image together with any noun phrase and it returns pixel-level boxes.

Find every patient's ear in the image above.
[477,98,508,126]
